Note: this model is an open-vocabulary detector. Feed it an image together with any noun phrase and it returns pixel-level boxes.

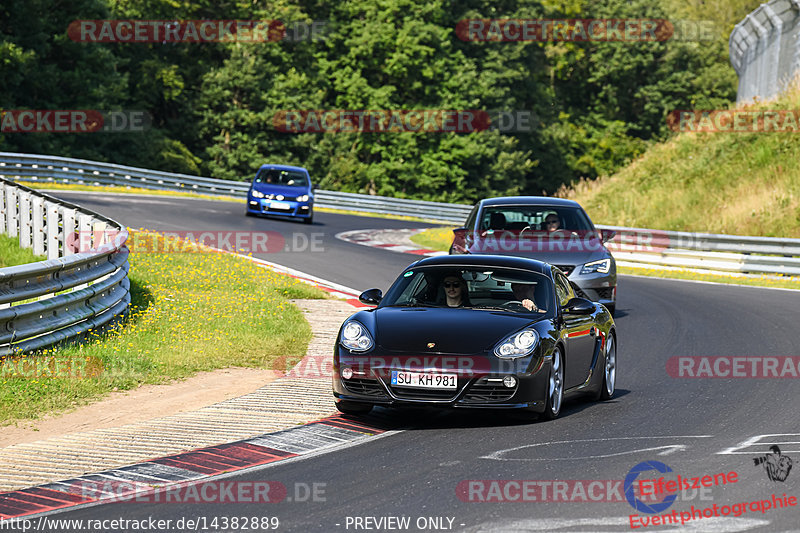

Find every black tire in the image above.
[597,333,616,401]
[335,400,373,415]
[606,304,616,317]
[245,210,255,217]
[303,215,313,225]
[542,347,564,420]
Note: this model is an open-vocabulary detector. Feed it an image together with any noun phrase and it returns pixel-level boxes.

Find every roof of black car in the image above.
[408,254,551,274]
[479,196,581,208]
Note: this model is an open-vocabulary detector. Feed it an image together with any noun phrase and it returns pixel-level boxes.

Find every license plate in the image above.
[391,371,457,389]
[269,201,291,210]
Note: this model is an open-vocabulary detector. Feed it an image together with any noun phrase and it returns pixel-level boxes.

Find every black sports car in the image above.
[332,255,617,420]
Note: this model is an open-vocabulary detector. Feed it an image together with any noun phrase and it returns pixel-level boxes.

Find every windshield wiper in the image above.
[385,301,439,308]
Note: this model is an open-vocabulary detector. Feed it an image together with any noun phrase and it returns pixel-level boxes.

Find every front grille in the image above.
[555,265,574,276]
[343,378,387,398]
[389,386,458,401]
[462,377,516,402]
[595,287,614,299]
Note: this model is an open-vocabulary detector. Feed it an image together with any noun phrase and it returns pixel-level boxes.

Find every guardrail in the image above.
[2,152,799,279]
[0,177,130,356]
[0,152,473,223]
[597,226,800,277]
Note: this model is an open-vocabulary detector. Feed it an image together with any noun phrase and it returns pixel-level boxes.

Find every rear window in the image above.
[254,168,309,187]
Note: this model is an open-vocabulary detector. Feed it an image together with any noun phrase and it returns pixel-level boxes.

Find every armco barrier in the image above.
[600,226,800,277]
[0,177,130,356]
[0,152,473,223]
[2,152,800,279]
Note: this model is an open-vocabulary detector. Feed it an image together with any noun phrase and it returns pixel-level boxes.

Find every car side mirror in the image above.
[359,288,383,306]
[600,229,616,243]
[561,297,594,315]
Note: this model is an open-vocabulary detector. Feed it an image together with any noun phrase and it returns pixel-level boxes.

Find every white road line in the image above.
[482,435,714,461]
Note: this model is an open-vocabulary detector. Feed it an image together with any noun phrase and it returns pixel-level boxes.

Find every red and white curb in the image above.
[336,229,448,257]
[0,261,384,520]
[0,415,393,519]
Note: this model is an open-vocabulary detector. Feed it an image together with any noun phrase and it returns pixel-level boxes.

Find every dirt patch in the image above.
[0,367,279,448]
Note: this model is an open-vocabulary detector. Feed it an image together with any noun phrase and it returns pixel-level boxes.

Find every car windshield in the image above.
[254,168,309,187]
[380,265,553,314]
[479,205,594,233]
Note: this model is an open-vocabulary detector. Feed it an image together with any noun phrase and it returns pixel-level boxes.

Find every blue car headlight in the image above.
[251,190,265,198]
[297,194,310,202]
[581,259,611,275]
[340,320,374,352]
[494,329,539,359]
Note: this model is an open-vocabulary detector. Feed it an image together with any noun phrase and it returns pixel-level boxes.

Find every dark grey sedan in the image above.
[449,196,617,314]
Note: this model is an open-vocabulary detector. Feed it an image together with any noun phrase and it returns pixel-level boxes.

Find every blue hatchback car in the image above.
[246,164,314,224]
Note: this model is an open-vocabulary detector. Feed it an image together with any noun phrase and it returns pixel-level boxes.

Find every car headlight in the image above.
[297,194,310,202]
[340,320,374,352]
[494,329,539,358]
[581,259,611,275]
[251,190,265,198]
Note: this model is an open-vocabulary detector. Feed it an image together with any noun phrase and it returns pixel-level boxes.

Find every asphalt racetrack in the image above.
[43,192,800,532]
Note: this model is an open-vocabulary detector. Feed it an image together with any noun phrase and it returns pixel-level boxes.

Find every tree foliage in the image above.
[0,0,759,202]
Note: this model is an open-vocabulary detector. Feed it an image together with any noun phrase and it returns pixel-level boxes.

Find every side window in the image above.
[554,271,573,307]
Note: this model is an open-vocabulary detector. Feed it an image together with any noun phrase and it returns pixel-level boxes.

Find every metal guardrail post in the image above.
[730,0,800,103]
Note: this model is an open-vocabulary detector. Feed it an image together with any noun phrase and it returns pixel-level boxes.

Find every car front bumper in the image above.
[332,351,551,412]
[247,198,313,218]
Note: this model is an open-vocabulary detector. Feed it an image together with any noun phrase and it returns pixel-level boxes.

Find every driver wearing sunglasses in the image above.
[543,213,561,232]
[441,273,471,307]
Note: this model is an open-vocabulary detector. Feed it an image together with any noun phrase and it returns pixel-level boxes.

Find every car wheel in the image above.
[245,210,255,217]
[606,303,615,317]
[542,347,564,420]
[303,215,313,225]
[598,333,616,401]
[335,400,372,415]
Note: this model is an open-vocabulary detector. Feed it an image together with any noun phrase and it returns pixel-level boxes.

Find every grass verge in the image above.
[0,229,328,424]
[560,86,800,237]
[618,266,800,290]
[0,234,46,268]
[408,227,455,250]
